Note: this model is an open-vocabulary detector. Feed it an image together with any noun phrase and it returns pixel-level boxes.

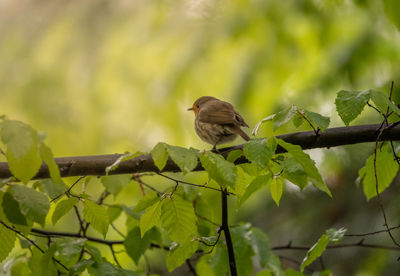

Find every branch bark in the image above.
[221,188,237,276]
[0,123,399,179]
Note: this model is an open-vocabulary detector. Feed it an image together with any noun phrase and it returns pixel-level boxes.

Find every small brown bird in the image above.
[188,96,250,150]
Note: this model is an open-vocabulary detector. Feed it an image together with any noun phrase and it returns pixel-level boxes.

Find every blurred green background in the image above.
[1,0,400,275]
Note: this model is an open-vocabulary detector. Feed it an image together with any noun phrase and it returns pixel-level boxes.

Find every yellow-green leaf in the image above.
[139,200,161,237]
[270,177,283,206]
[83,200,109,238]
[0,120,42,183]
[161,196,197,242]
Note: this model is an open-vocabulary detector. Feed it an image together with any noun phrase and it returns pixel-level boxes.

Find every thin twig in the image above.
[157,172,232,194]
[297,110,319,135]
[132,174,162,195]
[272,240,400,251]
[109,244,122,267]
[0,221,69,271]
[277,255,314,273]
[97,190,110,205]
[111,223,126,238]
[186,259,198,276]
[373,139,400,247]
[193,198,220,227]
[345,224,400,237]
[50,175,86,203]
[389,140,400,165]
[30,228,122,245]
[196,231,222,253]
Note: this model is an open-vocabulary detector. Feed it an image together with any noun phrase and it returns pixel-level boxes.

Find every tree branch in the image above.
[220,188,237,276]
[1,123,400,179]
[272,240,400,251]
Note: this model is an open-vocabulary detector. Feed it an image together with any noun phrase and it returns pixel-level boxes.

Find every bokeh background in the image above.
[1,0,400,275]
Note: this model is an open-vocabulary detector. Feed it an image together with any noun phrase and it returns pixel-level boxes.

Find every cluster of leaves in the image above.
[0,88,399,275]
[0,115,336,275]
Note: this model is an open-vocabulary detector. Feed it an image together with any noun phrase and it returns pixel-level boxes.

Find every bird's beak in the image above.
[187,107,194,111]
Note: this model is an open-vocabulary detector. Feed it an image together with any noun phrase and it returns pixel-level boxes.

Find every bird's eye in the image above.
[196,104,200,108]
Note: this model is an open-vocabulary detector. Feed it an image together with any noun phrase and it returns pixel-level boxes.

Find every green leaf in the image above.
[39,142,64,187]
[139,200,161,237]
[239,162,259,176]
[86,245,103,263]
[87,259,138,276]
[273,105,298,130]
[281,158,308,190]
[240,174,271,206]
[124,226,151,264]
[200,151,237,189]
[326,227,347,242]
[209,244,229,276]
[292,113,304,128]
[54,237,86,266]
[285,269,305,276]
[1,191,27,226]
[105,152,142,175]
[370,90,400,116]
[10,261,32,275]
[303,110,330,132]
[196,255,215,276]
[358,144,399,200]
[10,185,49,226]
[166,145,198,174]
[52,197,79,225]
[265,254,283,276]
[270,177,283,206]
[0,120,42,183]
[69,260,95,276]
[161,195,197,242]
[195,195,217,236]
[243,138,275,169]
[257,270,273,276]
[83,200,109,238]
[278,139,331,197]
[133,192,159,213]
[231,225,254,276]
[301,234,329,272]
[335,90,370,126]
[227,149,243,163]
[250,227,272,268]
[101,174,131,197]
[151,142,169,171]
[39,244,59,275]
[166,240,198,272]
[235,166,256,197]
[300,228,346,272]
[38,179,65,200]
[107,205,123,223]
[0,222,16,262]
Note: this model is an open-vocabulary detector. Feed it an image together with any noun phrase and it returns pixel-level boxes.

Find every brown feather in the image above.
[233,126,250,141]
[197,99,249,128]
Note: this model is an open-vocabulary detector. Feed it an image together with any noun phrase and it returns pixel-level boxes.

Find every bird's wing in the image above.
[198,100,249,127]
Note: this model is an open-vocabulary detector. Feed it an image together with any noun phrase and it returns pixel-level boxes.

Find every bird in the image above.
[188,96,250,151]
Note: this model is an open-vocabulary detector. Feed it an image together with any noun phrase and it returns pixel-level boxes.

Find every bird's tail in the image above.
[235,127,250,141]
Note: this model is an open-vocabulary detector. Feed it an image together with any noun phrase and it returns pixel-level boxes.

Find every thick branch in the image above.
[0,123,399,179]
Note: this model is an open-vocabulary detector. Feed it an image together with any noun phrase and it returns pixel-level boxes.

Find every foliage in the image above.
[1,0,400,274]
[0,87,399,275]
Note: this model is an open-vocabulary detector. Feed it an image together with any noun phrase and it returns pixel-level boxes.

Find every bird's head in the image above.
[187,96,217,115]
